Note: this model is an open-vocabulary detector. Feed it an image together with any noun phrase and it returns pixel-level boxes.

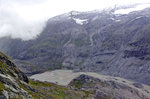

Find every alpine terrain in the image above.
[0,5,150,87]
[0,51,150,99]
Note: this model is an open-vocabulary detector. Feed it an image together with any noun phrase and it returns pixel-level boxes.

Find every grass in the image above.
[0,52,10,59]
[0,62,6,68]
[74,80,82,89]
[84,91,92,97]
[28,79,90,99]
[0,82,6,95]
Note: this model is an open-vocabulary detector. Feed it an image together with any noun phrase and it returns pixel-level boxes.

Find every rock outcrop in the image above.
[0,52,32,98]
[69,74,150,99]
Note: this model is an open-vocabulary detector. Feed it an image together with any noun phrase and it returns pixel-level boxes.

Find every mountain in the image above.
[0,51,150,99]
[1,6,150,86]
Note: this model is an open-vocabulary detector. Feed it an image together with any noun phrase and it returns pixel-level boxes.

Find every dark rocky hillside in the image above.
[0,51,32,98]
[1,7,150,86]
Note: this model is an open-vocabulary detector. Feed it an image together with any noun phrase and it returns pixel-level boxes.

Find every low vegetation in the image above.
[28,79,91,99]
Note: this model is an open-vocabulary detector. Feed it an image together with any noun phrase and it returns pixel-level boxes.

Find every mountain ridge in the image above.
[1,7,150,86]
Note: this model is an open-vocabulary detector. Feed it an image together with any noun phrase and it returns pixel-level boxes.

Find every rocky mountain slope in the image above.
[0,51,92,99]
[1,7,150,86]
[0,51,31,98]
[0,51,150,99]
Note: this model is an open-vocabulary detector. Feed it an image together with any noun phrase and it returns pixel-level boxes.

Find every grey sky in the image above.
[0,0,150,40]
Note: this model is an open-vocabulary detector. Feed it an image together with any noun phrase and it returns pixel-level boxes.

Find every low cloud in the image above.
[0,0,150,40]
[0,0,47,40]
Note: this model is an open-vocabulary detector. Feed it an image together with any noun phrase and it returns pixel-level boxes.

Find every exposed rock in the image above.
[0,52,28,83]
[133,83,143,88]
[69,74,150,99]
[0,52,32,98]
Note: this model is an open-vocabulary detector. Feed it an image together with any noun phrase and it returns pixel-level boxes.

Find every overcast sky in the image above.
[0,0,150,40]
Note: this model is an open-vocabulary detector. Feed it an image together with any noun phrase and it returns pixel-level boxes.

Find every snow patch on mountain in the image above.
[73,18,88,25]
[115,4,150,14]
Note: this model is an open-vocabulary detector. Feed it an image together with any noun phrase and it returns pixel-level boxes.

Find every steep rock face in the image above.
[1,8,150,85]
[0,52,32,98]
[0,52,28,83]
